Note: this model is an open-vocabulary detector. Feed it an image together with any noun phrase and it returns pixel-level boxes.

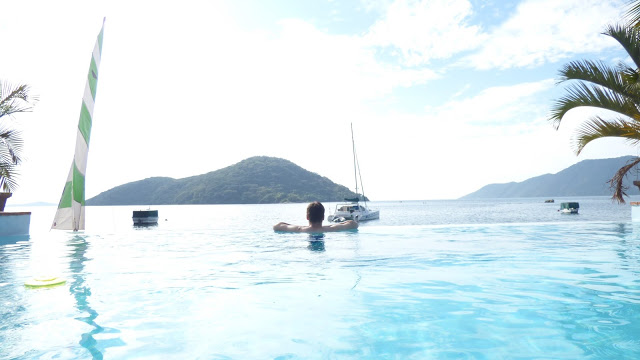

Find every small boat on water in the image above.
[559,202,579,214]
[544,199,554,203]
[328,197,380,222]
[133,210,159,225]
[328,123,379,223]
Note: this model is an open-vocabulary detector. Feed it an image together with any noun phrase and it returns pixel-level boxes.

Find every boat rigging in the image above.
[328,123,380,223]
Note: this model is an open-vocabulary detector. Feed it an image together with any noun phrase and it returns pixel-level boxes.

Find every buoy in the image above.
[24,276,66,288]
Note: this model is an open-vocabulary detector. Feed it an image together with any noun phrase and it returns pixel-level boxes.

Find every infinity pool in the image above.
[1,203,639,359]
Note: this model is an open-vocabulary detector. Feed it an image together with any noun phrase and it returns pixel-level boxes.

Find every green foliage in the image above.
[87,157,364,205]
[0,81,38,192]
[625,0,640,28]
[549,24,640,203]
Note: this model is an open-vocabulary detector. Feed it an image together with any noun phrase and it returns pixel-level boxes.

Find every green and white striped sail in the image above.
[52,20,105,231]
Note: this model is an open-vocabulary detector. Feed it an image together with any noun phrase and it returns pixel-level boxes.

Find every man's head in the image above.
[306,201,325,224]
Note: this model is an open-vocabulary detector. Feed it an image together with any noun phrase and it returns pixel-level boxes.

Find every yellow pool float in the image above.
[24,276,67,288]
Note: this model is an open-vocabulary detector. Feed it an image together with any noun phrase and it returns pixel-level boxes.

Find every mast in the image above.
[351,123,358,199]
[356,150,368,207]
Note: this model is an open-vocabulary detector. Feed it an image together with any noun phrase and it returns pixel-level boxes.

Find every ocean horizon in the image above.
[6,195,639,232]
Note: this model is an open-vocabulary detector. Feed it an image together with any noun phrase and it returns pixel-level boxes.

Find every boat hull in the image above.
[0,212,31,236]
[559,202,579,214]
[328,207,379,222]
[133,210,159,225]
[559,209,578,214]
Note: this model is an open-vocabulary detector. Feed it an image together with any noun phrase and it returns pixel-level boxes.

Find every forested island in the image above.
[87,156,363,206]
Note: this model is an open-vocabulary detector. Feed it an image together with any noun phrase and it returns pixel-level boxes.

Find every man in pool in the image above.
[273,201,358,232]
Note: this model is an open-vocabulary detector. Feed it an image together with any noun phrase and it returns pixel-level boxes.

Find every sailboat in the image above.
[328,123,379,223]
[51,20,105,231]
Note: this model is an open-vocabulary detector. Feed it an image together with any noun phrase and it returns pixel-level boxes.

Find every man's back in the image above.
[273,220,358,233]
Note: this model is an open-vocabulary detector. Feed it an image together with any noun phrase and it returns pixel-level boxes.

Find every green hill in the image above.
[87,156,364,205]
[461,156,640,199]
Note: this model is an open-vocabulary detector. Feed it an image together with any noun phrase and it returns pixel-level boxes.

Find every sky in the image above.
[0,0,636,204]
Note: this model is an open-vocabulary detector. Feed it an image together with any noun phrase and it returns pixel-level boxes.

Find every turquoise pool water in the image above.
[1,198,639,359]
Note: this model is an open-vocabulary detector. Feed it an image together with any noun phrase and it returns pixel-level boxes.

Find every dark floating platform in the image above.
[133,210,159,225]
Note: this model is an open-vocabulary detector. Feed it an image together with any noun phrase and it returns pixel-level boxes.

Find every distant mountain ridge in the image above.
[87,156,363,205]
[461,156,640,199]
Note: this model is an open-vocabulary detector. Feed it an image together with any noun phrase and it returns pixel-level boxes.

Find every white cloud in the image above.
[364,0,625,70]
[465,0,625,69]
[426,79,555,126]
[365,0,485,66]
[452,84,471,98]
[248,19,438,109]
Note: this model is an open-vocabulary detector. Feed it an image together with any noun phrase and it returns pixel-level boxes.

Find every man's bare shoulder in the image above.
[321,220,359,232]
[273,222,307,232]
[273,221,358,233]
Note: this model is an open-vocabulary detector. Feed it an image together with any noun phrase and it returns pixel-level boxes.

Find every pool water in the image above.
[1,199,639,359]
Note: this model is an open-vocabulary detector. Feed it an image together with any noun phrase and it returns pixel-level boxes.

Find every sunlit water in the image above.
[1,197,639,359]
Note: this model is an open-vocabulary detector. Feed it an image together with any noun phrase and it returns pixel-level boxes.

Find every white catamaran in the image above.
[51,20,105,231]
[328,123,379,223]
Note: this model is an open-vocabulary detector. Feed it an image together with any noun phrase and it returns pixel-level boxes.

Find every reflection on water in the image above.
[619,223,640,273]
[307,234,325,252]
[68,235,104,359]
[0,234,30,246]
[133,223,158,229]
[0,235,30,351]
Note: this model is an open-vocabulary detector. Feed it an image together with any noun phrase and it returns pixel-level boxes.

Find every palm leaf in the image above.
[605,24,640,72]
[625,0,640,28]
[0,164,20,192]
[0,82,38,120]
[608,156,640,203]
[561,60,640,106]
[0,80,35,192]
[0,126,24,192]
[557,60,624,90]
[616,62,640,104]
[574,116,640,154]
[549,81,640,129]
[0,128,23,163]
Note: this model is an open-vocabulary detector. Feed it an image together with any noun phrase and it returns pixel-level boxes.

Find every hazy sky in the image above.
[0,0,635,203]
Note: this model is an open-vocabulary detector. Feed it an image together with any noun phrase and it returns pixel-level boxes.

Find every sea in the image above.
[1,196,639,359]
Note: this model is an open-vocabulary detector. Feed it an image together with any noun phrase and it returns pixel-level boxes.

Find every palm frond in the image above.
[0,128,22,192]
[556,59,640,118]
[604,24,640,72]
[608,156,640,204]
[0,80,35,192]
[558,60,623,89]
[616,61,640,103]
[549,81,640,129]
[624,0,640,28]
[0,82,38,120]
[0,164,20,192]
[0,127,24,165]
[574,116,640,154]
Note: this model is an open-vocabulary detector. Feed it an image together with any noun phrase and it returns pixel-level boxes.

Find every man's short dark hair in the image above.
[307,201,325,223]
